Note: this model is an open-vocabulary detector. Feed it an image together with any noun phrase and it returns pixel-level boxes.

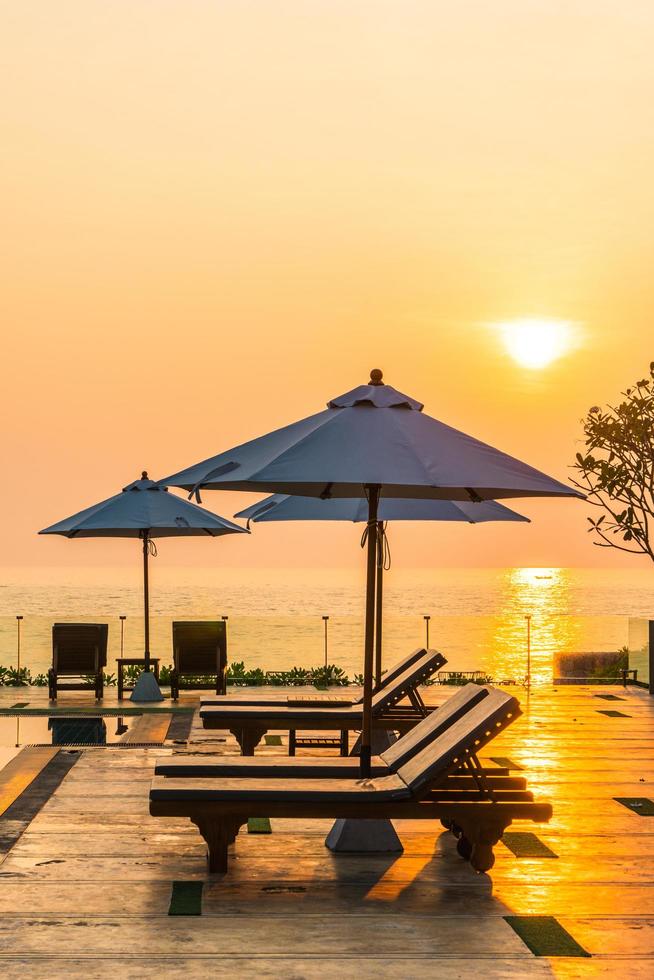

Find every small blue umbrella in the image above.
[40,473,248,674]
[236,494,529,682]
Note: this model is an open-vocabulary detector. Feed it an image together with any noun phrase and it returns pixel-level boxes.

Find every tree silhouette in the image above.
[572,363,654,561]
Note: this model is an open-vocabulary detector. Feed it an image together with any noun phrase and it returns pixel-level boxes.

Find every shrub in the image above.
[0,666,32,687]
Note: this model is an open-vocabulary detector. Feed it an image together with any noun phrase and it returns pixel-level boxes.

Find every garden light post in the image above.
[322,615,329,668]
[423,614,430,649]
[526,614,532,695]
[222,616,228,665]
[16,615,23,672]
[119,615,126,658]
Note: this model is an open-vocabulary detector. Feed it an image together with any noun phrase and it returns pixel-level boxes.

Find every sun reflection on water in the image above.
[480,568,585,685]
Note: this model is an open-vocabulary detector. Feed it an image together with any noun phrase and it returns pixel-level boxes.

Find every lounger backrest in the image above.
[371,649,446,714]
[173,621,226,675]
[52,623,108,674]
[377,648,427,691]
[397,688,521,795]
[380,683,490,770]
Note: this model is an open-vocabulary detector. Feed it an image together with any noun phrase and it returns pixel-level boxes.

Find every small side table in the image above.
[117,658,161,701]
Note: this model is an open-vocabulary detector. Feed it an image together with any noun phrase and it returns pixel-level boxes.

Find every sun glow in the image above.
[497,318,573,369]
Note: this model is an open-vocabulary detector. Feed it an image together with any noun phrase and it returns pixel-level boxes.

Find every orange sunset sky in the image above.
[2,2,653,572]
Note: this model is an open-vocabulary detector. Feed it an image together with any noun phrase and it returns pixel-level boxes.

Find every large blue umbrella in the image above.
[40,473,248,676]
[236,493,529,684]
[236,494,529,524]
[161,370,580,774]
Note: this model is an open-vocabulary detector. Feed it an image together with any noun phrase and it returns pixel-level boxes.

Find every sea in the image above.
[0,566,652,687]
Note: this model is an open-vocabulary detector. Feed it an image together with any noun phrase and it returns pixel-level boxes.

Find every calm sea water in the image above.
[0,566,652,685]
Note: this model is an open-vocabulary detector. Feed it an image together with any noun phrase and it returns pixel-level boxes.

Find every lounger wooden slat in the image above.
[156,756,526,788]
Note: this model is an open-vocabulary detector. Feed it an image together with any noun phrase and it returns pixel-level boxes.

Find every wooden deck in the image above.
[0,683,653,977]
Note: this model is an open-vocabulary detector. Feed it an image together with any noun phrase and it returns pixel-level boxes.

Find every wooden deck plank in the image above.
[0,747,59,817]
[120,714,173,744]
[1,683,654,973]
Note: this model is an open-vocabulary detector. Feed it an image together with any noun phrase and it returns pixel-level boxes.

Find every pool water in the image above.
[0,714,140,771]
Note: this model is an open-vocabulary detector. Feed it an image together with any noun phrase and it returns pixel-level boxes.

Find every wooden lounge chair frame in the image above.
[151,692,551,874]
[199,649,447,755]
[170,621,227,701]
[199,647,429,708]
[48,623,108,701]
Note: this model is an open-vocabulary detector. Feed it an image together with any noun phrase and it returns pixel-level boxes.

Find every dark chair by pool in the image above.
[48,623,108,701]
[170,621,227,701]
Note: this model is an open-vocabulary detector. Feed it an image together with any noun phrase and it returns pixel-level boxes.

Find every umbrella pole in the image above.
[142,531,151,671]
[361,485,380,778]
[374,521,383,688]
[131,528,163,702]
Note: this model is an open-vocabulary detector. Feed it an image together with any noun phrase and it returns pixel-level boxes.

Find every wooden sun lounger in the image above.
[199,650,447,755]
[199,647,430,708]
[158,682,493,779]
[151,692,551,874]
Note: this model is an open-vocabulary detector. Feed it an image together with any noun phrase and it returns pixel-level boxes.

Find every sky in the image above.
[2,1,654,572]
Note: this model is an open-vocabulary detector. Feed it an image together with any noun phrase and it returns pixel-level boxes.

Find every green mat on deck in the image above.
[264,734,283,745]
[490,756,523,770]
[9,703,28,709]
[248,817,272,834]
[502,832,558,858]
[168,881,203,915]
[615,797,654,816]
[505,916,590,957]
[597,709,631,718]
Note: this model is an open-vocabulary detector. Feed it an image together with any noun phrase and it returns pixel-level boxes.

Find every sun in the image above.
[497,318,573,369]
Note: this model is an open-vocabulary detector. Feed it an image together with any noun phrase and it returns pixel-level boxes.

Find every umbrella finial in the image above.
[141,470,148,480]
[369,368,383,386]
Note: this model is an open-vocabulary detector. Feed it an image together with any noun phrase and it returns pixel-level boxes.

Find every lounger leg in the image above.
[453,815,509,874]
[340,730,348,756]
[230,727,266,756]
[191,816,247,874]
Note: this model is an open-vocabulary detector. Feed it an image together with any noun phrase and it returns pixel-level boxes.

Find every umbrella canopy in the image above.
[162,370,580,503]
[161,370,581,773]
[40,473,248,676]
[40,473,247,538]
[236,494,530,524]
[236,493,529,686]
